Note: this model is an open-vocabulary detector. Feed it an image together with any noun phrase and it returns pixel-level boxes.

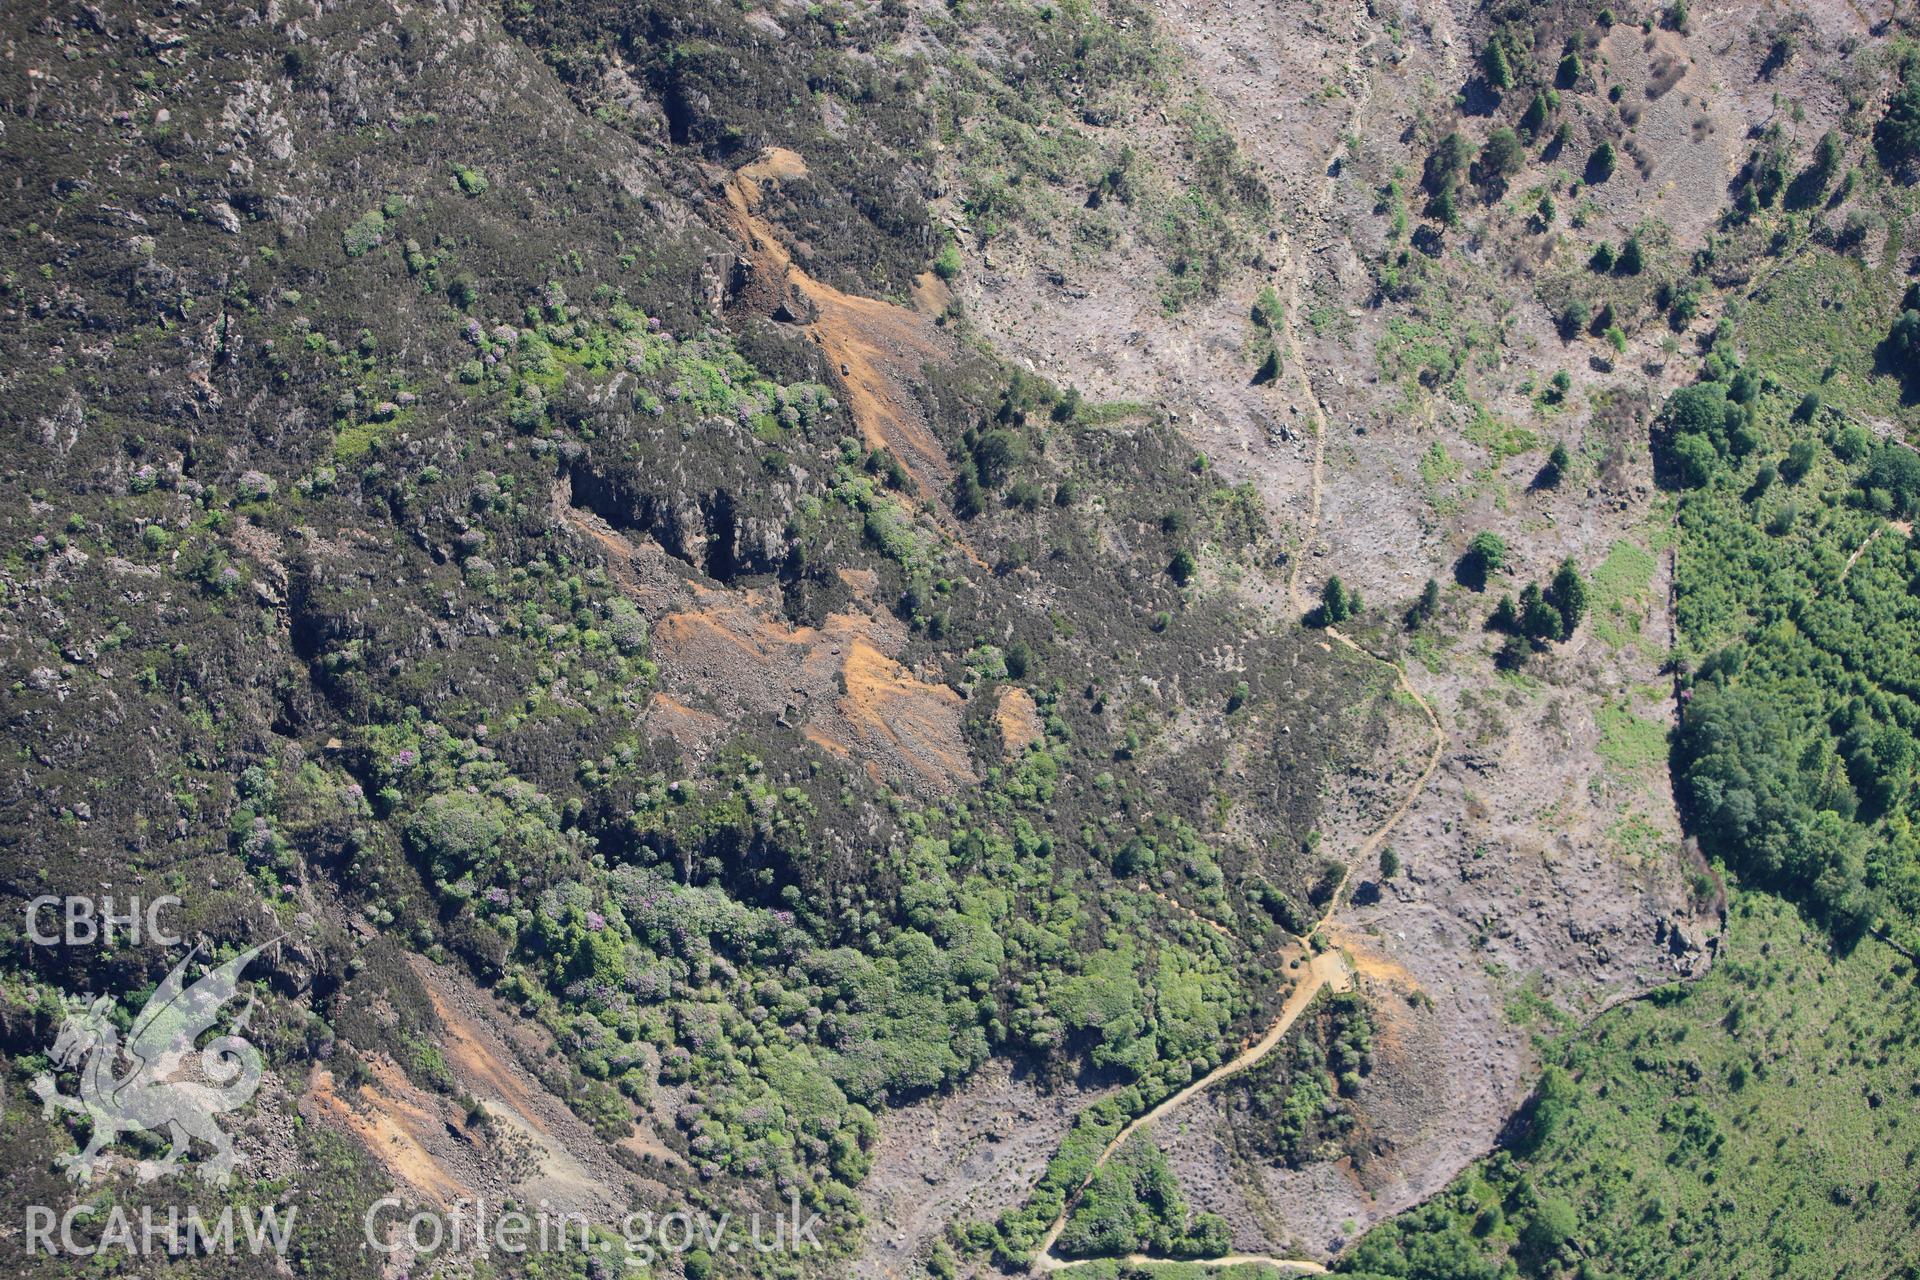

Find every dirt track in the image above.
[1031,949,1351,1273]
[920,0,1728,1261]
[1023,11,1450,1268]
[1028,657,1442,1274]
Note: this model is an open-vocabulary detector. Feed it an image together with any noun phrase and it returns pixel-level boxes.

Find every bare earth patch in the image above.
[992,685,1045,758]
[302,958,663,1236]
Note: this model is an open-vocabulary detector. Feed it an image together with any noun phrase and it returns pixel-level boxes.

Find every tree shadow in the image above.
[1250,348,1281,387]
[1783,165,1829,211]
[1870,328,1920,407]
[1460,75,1503,118]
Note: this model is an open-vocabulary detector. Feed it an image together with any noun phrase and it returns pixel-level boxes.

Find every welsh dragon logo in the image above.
[32,940,274,1185]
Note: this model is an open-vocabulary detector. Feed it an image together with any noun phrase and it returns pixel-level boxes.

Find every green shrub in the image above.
[1321,575,1360,624]
[933,239,962,281]
[1481,40,1513,91]
[1780,439,1815,483]
[404,792,505,885]
[1547,557,1589,638]
[1876,58,1920,172]
[1862,443,1920,516]
[1466,531,1507,576]
[1541,439,1572,486]
[1479,127,1525,182]
[1618,234,1645,275]
[1588,141,1618,181]
[342,209,387,257]
[1835,424,1873,462]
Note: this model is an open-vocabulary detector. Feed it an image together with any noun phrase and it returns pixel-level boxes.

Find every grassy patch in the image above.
[1501,971,1577,1042]
[1378,310,1462,393]
[1736,248,1915,430]
[1606,810,1668,864]
[1595,699,1668,771]
[1419,440,1461,486]
[332,416,399,462]
[1592,538,1657,611]
[1589,540,1657,649]
[1464,404,1539,463]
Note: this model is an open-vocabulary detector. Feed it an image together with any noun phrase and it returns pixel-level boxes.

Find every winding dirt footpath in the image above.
[1029,628,1443,1275]
[1029,950,1349,1275]
[1025,10,1453,1270]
